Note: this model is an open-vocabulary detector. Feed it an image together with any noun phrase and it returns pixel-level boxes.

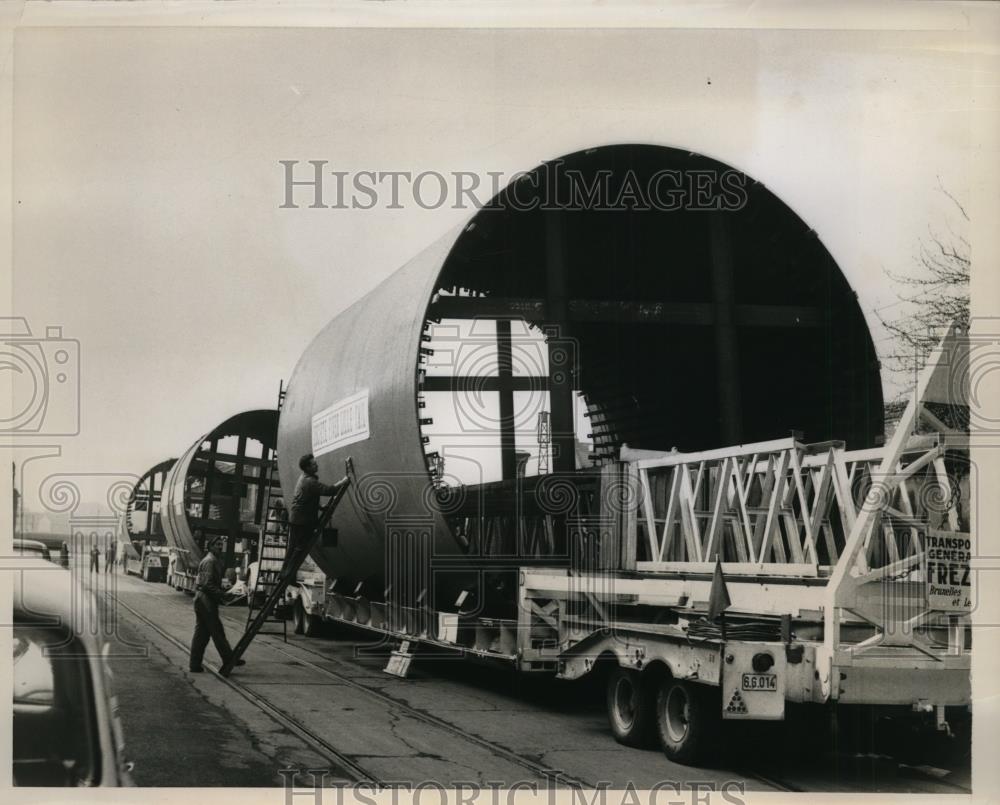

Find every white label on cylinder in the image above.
[312,389,370,456]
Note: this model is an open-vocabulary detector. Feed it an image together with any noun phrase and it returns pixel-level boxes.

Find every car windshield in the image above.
[12,625,100,786]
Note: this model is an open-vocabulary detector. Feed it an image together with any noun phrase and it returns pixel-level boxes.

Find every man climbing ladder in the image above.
[284,453,349,579]
[220,458,353,677]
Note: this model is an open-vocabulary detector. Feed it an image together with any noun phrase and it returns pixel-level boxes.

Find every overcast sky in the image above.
[8,18,990,511]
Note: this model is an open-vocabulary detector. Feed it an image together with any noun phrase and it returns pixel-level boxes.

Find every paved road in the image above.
[91,570,970,793]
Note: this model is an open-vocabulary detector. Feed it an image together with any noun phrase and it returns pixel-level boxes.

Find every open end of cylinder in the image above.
[162,410,279,569]
[414,144,882,562]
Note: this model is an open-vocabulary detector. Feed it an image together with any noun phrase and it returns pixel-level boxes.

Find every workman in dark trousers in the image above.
[284,454,348,579]
[189,537,245,673]
[89,543,100,573]
[104,543,114,573]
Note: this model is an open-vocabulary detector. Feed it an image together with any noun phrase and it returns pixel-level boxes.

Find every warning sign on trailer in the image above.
[925,531,972,612]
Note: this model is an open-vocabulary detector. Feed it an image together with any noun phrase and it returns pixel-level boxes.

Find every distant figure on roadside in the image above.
[89,543,100,573]
[59,541,70,570]
[189,536,245,673]
[193,528,206,555]
[117,539,126,573]
[285,454,348,579]
[105,542,114,573]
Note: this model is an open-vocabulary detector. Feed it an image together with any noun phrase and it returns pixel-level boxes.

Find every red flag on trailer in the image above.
[707,555,731,622]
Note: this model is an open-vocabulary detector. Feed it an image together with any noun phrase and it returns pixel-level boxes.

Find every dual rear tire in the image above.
[292,600,323,637]
[654,676,718,765]
[606,666,719,765]
[606,666,654,747]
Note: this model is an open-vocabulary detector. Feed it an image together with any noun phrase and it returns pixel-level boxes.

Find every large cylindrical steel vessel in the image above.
[278,144,884,612]
[161,409,278,569]
[114,458,176,562]
[115,458,176,545]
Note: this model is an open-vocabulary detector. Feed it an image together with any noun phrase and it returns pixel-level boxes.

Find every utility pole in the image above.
[12,462,20,539]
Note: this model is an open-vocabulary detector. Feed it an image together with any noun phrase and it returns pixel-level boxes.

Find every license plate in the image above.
[742,673,777,692]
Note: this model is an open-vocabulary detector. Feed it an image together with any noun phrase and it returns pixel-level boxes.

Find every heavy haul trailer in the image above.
[160,410,280,593]
[277,144,970,762]
[290,357,970,762]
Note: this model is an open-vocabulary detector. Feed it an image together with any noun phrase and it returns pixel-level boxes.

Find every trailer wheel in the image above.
[304,614,323,637]
[293,600,306,635]
[655,678,718,765]
[606,666,654,747]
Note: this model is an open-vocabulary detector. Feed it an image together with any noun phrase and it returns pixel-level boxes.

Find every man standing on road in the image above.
[285,454,348,579]
[189,536,245,673]
[89,542,100,574]
[105,542,114,574]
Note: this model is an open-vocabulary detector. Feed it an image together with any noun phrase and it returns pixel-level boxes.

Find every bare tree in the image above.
[877,182,970,378]
[877,183,969,426]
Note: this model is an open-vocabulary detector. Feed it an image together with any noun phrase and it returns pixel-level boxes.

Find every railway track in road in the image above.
[218,614,977,796]
[214,608,804,793]
[260,635,805,794]
[108,590,594,789]
[108,592,374,782]
[220,622,602,789]
[114,587,965,795]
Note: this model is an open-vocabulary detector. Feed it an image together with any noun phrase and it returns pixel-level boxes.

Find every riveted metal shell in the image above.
[278,235,461,590]
[160,409,278,562]
[276,144,885,601]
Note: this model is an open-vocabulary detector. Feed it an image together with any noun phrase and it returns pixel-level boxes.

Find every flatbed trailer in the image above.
[290,328,972,764]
